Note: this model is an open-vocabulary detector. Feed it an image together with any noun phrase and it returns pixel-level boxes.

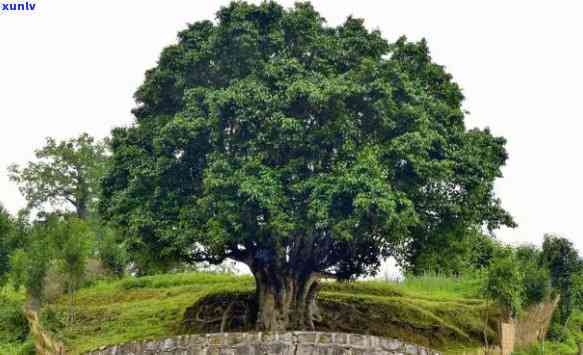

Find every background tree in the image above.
[50,218,92,323]
[542,234,583,326]
[0,204,14,288]
[94,225,127,278]
[404,225,501,276]
[9,133,108,219]
[483,251,525,321]
[9,249,27,293]
[15,226,50,309]
[100,1,514,331]
[515,244,551,306]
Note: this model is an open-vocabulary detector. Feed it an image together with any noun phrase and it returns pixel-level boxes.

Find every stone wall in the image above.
[85,332,441,355]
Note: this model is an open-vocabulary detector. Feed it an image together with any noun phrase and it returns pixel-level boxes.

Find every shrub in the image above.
[0,298,29,343]
[522,265,551,306]
[542,234,583,326]
[515,244,552,306]
[95,227,127,277]
[42,263,66,303]
[24,237,50,302]
[17,339,36,355]
[9,249,27,292]
[39,306,65,336]
[483,253,525,320]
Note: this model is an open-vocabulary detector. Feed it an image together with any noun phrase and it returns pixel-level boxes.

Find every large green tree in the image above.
[100,1,514,330]
[9,133,108,219]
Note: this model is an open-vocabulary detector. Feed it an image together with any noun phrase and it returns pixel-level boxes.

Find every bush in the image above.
[547,318,571,342]
[42,263,66,303]
[95,227,127,277]
[0,298,29,343]
[17,339,36,355]
[9,249,27,292]
[483,253,525,319]
[82,258,110,287]
[39,306,65,336]
[515,244,552,306]
[24,237,50,302]
[542,234,583,326]
[522,265,551,306]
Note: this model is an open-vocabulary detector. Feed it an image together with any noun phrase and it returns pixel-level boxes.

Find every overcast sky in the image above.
[1,0,582,253]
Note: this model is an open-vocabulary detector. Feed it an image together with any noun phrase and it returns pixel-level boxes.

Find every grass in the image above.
[41,273,255,354]
[393,272,486,300]
[36,271,497,355]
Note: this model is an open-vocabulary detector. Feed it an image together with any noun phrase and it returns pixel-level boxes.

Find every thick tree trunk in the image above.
[253,271,321,331]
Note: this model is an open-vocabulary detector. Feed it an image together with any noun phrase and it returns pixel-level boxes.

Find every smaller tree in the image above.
[95,226,127,278]
[8,133,108,219]
[515,244,552,306]
[484,252,525,321]
[50,218,92,323]
[0,205,14,289]
[542,234,582,326]
[8,249,27,293]
[21,235,50,310]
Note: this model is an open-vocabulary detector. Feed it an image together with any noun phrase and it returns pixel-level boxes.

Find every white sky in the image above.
[1,0,582,254]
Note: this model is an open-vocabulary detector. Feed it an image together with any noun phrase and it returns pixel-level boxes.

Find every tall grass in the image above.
[383,271,486,300]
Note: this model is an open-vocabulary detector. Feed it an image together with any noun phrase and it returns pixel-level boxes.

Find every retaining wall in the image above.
[85,332,441,355]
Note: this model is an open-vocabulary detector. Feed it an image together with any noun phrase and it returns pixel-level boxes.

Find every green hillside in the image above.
[36,272,498,355]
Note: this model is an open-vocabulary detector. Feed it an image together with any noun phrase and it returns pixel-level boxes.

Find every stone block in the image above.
[162,337,177,351]
[317,332,333,344]
[333,333,348,345]
[208,334,224,346]
[403,343,419,354]
[381,338,402,351]
[348,334,366,347]
[294,331,318,344]
[223,333,248,346]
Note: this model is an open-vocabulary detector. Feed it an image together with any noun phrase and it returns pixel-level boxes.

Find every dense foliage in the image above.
[483,251,525,320]
[0,205,14,288]
[542,234,583,327]
[100,1,514,330]
[0,295,33,354]
[405,225,500,275]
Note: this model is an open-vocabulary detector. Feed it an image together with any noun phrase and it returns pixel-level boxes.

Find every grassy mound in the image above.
[40,272,498,354]
[180,280,499,352]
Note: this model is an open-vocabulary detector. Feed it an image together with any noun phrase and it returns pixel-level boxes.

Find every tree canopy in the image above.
[100,1,514,330]
[9,133,108,220]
